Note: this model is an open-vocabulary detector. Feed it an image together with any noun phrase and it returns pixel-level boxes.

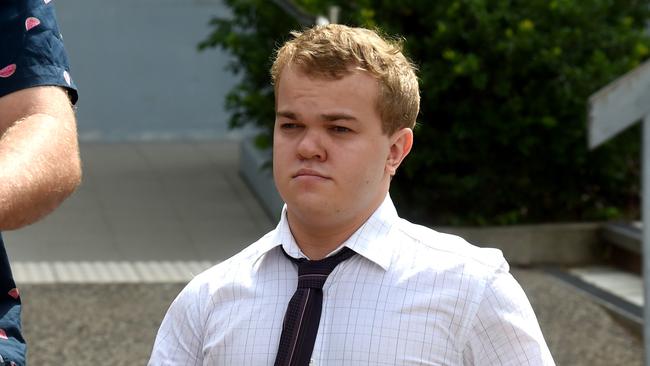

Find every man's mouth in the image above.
[293,169,329,179]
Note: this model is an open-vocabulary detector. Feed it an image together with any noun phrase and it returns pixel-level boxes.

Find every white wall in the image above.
[55,0,243,141]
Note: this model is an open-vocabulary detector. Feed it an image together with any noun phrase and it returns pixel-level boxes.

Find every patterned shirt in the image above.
[0,1,78,364]
[149,195,555,365]
[0,0,77,101]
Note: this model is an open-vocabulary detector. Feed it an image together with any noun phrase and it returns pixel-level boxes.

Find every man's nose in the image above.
[296,129,326,161]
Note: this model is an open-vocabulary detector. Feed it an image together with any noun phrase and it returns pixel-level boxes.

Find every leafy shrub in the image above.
[200,0,650,225]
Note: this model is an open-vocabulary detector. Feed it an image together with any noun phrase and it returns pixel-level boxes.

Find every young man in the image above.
[149,24,554,365]
[1,0,81,364]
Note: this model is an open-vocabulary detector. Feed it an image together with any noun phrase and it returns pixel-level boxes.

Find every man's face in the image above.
[273,67,402,231]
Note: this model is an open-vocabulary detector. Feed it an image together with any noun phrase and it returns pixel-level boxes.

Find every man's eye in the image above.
[280,123,299,129]
[331,126,351,133]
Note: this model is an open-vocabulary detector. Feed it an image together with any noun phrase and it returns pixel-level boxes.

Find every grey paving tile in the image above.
[222,170,276,232]
[191,226,265,261]
[4,208,118,261]
[193,140,241,166]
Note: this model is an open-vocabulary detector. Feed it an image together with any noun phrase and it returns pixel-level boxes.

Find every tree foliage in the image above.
[200,0,650,225]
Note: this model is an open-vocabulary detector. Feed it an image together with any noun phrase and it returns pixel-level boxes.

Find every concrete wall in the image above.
[439,223,605,266]
[55,0,243,141]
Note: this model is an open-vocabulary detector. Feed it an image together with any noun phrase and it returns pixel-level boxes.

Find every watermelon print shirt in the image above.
[0,0,78,364]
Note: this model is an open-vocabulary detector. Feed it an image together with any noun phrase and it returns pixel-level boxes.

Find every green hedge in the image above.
[200,0,650,225]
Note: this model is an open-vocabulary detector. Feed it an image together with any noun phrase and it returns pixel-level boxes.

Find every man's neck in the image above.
[286,211,371,260]
[290,226,356,260]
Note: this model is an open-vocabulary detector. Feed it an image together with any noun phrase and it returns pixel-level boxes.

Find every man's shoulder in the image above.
[392,218,508,274]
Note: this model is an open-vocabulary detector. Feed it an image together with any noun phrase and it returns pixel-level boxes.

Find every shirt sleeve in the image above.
[462,265,556,365]
[0,0,78,104]
[148,281,205,366]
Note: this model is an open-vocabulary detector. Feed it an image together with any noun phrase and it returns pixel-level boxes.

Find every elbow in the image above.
[0,158,82,231]
[46,140,82,210]
[70,152,82,190]
[61,150,82,198]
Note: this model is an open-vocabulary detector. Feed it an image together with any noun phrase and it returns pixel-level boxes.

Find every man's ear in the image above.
[386,128,413,176]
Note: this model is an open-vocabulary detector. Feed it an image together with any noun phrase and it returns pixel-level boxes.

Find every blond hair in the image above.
[271,24,420,134]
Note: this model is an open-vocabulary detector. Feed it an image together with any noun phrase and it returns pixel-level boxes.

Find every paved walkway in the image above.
[3,140,274,282]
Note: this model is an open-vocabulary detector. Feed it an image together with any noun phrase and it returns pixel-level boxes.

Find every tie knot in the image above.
[297,273,328,289]
[282,247,356,289]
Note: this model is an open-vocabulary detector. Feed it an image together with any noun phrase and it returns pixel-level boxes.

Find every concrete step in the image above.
[547,265,643,335]
[569,266,643,307]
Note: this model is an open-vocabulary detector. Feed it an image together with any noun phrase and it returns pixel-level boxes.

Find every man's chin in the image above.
[285,199,335,218]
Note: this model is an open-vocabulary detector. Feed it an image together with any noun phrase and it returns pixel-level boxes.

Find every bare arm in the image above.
[0,86,81,230]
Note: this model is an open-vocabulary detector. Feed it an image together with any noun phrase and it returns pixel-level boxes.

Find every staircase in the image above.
[549,222,644,336]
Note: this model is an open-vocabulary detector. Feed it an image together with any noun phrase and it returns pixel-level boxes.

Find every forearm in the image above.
[0,112,81,230]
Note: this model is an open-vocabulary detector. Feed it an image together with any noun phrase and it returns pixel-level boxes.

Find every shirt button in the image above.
[310,359,315,366]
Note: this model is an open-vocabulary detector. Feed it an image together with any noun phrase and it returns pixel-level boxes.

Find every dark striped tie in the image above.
[274,246,356,366]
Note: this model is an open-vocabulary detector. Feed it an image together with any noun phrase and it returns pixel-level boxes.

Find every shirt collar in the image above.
[263,194,398,271]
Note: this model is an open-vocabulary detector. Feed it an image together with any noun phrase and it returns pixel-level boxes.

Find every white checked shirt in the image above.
[149,195,555,365]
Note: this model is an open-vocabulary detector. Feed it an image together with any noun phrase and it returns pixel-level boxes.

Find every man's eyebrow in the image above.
[276,111,296,119]
[276,111,357,122]
[321,113,357,122]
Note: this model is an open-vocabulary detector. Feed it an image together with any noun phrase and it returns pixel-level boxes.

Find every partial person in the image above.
[0,0,81,363]
[149,24,554,365]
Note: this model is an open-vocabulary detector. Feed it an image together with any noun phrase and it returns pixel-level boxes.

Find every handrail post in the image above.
[641,114,650,366]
